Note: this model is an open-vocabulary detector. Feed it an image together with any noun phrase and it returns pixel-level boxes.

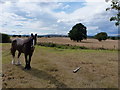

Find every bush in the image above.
[94,32,108,41]
[0,33,11,43]
[110,36,120,40]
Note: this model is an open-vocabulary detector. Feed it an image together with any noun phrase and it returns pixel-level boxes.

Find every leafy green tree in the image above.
[68,23,87,42]
[111,36,116,40]
[18,35,21,37]
[94,32,108,41]
[0,33,11,43]
[106,0,120,26]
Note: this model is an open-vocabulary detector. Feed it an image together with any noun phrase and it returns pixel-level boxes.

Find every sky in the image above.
[0,0,119,36]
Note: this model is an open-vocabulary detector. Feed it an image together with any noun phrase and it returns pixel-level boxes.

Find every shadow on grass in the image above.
[19,66,68,88]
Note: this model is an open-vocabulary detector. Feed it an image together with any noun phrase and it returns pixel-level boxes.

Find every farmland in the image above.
[38,37,119,50]
[1,41,118,88]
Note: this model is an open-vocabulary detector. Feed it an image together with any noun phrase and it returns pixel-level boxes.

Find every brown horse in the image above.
[11,33,37,70]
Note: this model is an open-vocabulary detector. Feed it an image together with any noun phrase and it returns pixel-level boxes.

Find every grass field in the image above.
[1,43,118,88]
[37,37,119,50]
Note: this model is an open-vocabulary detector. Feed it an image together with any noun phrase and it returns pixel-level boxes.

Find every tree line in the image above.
[68,23,120,42]
[1,29,119,43]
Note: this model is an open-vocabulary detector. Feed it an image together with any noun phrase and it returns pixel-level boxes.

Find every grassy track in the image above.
[2,43,118,88]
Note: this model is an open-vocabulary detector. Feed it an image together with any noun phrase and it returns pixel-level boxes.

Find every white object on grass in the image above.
[73,67,80,73]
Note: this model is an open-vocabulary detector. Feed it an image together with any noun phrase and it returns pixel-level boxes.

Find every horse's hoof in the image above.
[16,64,21,66]
[24,68,31,70]
[16,61,21,65]
[16,63,21,66]
[23,66,26,70]
[27,67,31,70]
[11,61,15,65]
[24,67,31,70]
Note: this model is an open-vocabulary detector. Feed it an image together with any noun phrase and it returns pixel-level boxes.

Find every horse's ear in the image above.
[31,33,34,37]
[35,34,37,37]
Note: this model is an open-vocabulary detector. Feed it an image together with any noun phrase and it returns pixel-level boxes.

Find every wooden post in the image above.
[73,67,80,73]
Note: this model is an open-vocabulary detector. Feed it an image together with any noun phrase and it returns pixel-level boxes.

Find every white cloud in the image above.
[0,0,118,36]
[46,1,109,25]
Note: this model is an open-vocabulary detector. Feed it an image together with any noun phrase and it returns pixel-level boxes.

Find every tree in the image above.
[18,35,21,37]
[106,0,120,26]
[111,36,116,40]
[94,32,108,41]
[0,33,11,43]
[12,35,17,37]
[68,23,87,42]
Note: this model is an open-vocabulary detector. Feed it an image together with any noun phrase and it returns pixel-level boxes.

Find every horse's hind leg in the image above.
[17,52,21,65]
[11,40,17,64]
[11,48,16,65]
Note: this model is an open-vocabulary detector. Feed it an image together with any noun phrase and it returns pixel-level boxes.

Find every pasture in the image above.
[37,37,119,50]
[1,42,118,88]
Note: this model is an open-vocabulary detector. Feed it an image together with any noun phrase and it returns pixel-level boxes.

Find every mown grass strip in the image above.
[37,42,88,50]
[37,42,118,51]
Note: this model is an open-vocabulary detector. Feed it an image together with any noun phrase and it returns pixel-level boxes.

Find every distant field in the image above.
[11,37,119,50]
[2,43,118,88]
[37,37,119,50]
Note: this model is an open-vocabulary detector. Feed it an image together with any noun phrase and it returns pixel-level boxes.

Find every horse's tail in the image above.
[11,40,17,53]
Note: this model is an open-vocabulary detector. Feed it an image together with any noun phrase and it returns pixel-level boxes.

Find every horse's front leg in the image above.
[11,48,16,65]
[24,54,28,69]
[17,52,21,65]
[27,54,32,70]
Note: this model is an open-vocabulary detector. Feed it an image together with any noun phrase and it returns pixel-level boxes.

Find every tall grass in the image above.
[37,42,88,50]
[37,42,119,51]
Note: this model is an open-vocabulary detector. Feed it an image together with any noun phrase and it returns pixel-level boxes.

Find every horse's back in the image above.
[11,38,24,51]
[15,38,24,45]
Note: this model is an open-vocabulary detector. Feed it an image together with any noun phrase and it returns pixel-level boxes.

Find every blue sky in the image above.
[0,0,119,36]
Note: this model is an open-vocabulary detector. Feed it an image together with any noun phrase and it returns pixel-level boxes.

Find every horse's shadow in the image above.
[19,66,68,88]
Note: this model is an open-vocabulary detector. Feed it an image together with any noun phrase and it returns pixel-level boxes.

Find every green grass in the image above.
[38,42,88,49]
[1,43,11,64]
[2,43,118,88]
[37,42,118,50]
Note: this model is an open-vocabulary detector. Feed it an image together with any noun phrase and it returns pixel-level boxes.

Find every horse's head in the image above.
[31,33,37,46]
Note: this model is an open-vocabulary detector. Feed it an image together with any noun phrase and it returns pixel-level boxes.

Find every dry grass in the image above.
[37,37,119,50]
[2,43,118,88]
